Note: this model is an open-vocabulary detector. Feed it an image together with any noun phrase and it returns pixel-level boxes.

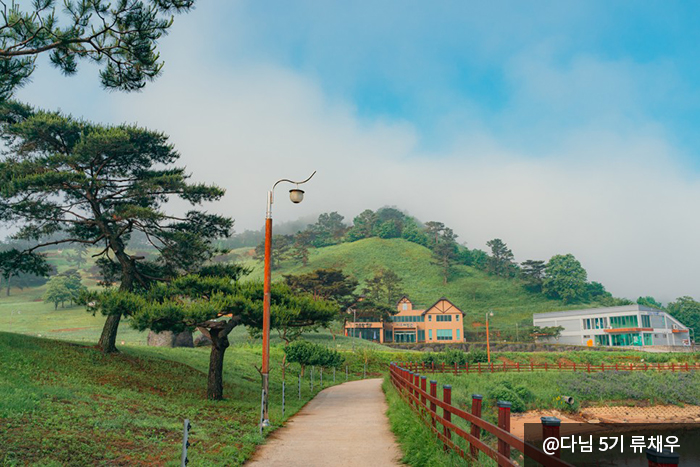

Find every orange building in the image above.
[344,296,464,344]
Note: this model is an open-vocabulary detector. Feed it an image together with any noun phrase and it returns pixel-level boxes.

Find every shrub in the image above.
[442,349,467,365]
[467,349,488,364]
[487,384,526,412]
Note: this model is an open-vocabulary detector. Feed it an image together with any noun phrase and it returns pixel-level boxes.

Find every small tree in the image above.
[521,259,546,292]
[431,227,459,284]
[128,274,335,400]
[43,276,71,309]
[0,248,51,296]
[542,254,588,304]
[486,238,515,277]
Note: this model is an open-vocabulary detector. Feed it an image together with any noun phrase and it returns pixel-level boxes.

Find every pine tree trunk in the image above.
[207,332,229,400]
[97,313,121,353]
[96,255,135,354]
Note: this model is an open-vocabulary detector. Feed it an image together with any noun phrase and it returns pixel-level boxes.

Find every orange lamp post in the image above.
[260,171,316,429]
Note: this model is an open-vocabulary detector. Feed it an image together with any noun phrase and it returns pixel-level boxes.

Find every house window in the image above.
[456,329,460,341]
[417,330,425,341]
[428,329,432,340]
[428,315,432,321]
[456,315,459,321]
[436,315,452,322]
[402,303,408,311]
[642,315,651,328]
[436,329,453,341]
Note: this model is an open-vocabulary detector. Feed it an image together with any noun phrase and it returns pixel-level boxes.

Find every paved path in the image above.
[246,378,402,467]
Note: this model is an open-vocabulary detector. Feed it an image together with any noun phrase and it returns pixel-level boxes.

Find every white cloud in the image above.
[11,1,700,304]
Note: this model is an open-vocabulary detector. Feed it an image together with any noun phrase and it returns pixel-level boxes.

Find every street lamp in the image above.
[486,311,494,364]
[260,170,316,429]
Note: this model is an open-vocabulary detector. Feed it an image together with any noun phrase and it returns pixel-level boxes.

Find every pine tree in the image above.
[0,101,232,353]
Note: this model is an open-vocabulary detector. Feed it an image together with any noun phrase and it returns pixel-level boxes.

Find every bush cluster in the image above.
[284,340,345,370]
[421,349,488,366]
[486,380,535,413]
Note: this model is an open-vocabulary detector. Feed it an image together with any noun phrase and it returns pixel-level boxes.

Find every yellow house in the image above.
[344,296,465,344]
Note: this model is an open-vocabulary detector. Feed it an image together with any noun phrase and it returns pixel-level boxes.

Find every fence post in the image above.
[558,361,561,370]
[615,363,619,372]
[497,401,511,460]
[298,373,301,400]
[442,362,445,373]
[517,362,520,372]
[587,363,591,373]
[282,381,286,417]
[430,380,437,428]
[443,385,452,452]
[573,362,576,372]
[601,363,605,372]
[181,419,191,467]
[412,372,420,406]
[466,362,470,374]
[478,362,482,374]
[503,361,506,372]
[421,376,427,406]
[646,448,679,466]
[454,362,458,375]
[530,361,534,372]
[541,416,561,459]
[364,362,367,379]
[545,362,548,372]
[470,394,483,459]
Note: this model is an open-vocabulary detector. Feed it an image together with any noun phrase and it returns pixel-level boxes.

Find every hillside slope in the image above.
[238,238,583,327]
[0,332,392,466]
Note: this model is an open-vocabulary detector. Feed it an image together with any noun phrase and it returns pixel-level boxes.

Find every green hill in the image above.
[237,237,583,329]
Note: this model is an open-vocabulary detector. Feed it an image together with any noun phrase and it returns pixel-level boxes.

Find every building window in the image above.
[641,315,651,328]
[610,315,639,329]
[428,329,432,340]
[417,330,425,341]
[595,334,610,346]
[456,329,460,340]
[402,303,408,311]
[436,329,453,341]
[391,315,424,322]
[428,315,432,321]
[436,315,452,322]
[456,315,459,321]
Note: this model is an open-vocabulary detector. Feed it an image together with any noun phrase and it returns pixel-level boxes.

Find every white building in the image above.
[533,305,691,348]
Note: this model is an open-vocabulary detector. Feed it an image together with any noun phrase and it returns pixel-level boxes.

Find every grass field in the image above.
[0,331,406,466]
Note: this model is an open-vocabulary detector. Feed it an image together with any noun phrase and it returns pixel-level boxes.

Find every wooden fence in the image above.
[389,363,574,467]
[401,361,700,375]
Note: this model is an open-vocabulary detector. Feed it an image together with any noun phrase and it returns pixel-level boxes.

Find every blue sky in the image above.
[15,1,700,301]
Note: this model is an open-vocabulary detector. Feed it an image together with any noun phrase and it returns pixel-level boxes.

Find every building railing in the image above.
[389,363,574,467]
[400,361,700,375]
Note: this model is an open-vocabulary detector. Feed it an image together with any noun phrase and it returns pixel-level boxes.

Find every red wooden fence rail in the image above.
[389,363,573,467]
[400,361,699,375]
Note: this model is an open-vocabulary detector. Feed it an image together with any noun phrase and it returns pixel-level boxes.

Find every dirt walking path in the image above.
[246,378,402,467]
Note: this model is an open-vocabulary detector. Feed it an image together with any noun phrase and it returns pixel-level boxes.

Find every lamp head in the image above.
[289,188,305,204]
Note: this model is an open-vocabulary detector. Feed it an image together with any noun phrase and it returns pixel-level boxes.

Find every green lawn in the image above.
[0,332,405,466]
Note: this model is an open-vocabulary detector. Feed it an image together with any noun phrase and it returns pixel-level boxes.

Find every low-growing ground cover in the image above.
[0,332,404,466]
